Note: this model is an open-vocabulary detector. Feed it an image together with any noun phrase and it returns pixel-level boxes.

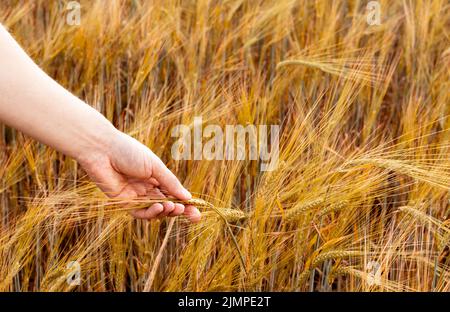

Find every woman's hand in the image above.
[77,130,201,222]
[0,24,200,222]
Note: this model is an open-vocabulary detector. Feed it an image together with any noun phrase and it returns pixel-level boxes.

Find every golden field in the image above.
[0,0,449,291]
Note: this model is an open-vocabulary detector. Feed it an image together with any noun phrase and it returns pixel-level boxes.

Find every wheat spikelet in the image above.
[297,269,313,285]
[284,197,325,221]
[437,230,450,251]
[328,266,355,281]
[398,206,440,226]
[327,266,367,286]
[330,266,412,291]
[202,208,248,222]
[347,158,449,189]
[216,208,248,223]
[311,250,363,268]
[276,58,381,84]
[316,200,349,218]
[399,206,450,250]
[331,266,354,275]
[349,158,416,175]
[256,161,287,200]
[180,198,247,222]
[182,198,215,209]
[40,265,75,291]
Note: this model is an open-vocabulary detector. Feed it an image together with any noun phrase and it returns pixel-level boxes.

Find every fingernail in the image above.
[193,209,201,222]
[182,189,192,199]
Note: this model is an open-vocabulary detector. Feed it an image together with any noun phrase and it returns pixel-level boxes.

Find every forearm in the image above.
[0,25,117,161]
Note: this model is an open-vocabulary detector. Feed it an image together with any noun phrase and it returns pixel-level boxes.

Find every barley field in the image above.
[0,0,449,291]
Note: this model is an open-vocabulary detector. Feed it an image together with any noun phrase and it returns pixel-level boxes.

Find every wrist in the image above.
[73,113,120,168]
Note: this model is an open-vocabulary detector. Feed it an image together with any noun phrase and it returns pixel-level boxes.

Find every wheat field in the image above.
[0,0,449,291]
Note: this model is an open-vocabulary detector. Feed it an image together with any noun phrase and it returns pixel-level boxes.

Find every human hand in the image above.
[77,130,201,222]
[0,24,200,222]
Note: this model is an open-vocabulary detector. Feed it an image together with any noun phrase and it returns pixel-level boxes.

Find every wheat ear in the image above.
[284,197,325,221]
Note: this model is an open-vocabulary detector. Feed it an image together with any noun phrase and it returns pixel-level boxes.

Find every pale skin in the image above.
[0,24,200,222]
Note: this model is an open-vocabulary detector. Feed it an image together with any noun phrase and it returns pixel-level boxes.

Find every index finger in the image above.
[151,156,192,201]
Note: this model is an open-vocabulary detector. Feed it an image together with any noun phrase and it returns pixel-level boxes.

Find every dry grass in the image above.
[0,0,449,291]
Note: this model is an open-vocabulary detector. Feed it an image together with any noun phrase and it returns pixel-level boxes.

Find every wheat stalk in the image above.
[176,198,247,274]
